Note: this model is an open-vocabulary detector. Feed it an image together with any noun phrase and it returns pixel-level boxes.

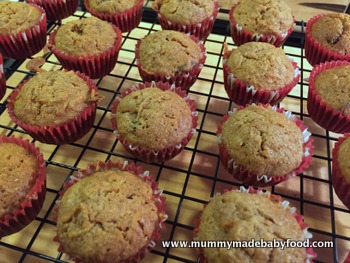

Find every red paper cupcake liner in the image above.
[48,24,122,79]
[54,160,167,263]
[217,104,314,187]
[223,50,300,106]
[228,4,294,47]
[26,0,79,21]
[0,135,46,238]
[110,81,198,163]
[7,71,98,145]
[84,0,143,32]
[344,252,350,263]
[305,14,350,67]
[307,60,350,134]
[135,35,206,91]
[193,186,317,263]
[332,134,350,210]
[156,1,219,41]
[0,54,6,101]
[0,4,47,60]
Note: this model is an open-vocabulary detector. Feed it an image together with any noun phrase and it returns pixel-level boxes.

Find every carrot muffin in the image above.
[223,42,299,105]
[229,0,294,47]
[152,0,219,40]
[0,1,47,59]
[217,104,313,186]
[307,60,350,133]
[135,30,206,91]
[7,70,99,144]
[48,17,122,79]
[56,160,167,263]
[305,13,350,66]
[194,187,316,263]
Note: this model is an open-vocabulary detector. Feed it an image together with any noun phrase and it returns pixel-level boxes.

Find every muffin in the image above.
[110,81,198,163]
[135,30,206,91]
[229,0,295,47]
[25,0,79,21]
[217,104,313,187]
[152,0,219,40]
[84,0,143,32]
[307,60,350,133]
[0,53,5,101]
[7,70,100,145]
[48,17,122,79]
[0,135,46,238]
[305,13,350,67]
[0,1,47,60]
[194,187,317,263]
[55,160,167,263]
[223,42,300,106]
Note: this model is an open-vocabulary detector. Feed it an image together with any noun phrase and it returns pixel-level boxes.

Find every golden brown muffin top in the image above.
[226,42,295,90]
[0,2,42,35]
[152,0,215,25]
[14,71,92,126]
[53,17,117,56]
[0,143,39,219]
[87,0,139,13]
[232,0,294,35]
[138,30,203,76]
[310,13,350,55]
[57,169,159,263]
[220,105,303,176]
[314,65,350,116]
[116,87,193,150]
[338,137,350,181]
[197,190,307,263]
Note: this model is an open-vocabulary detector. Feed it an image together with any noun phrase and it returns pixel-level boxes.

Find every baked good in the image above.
[135,30,206,91]
[110,81,197,163]
[217,104,313,186]
[305,13,350,67]
[55,160,167,263]
[229,0,294,47]
[25,0,79,21]
[152,0,219,40]
[84,0,143,32]
[0,53,5,101]
[7,70,100,145]
[0,135,46,238]
[194,187,316,263]
[307,60,350,133]
[0,1,47,59]
[48,17,122,79]
[223,42,299,105]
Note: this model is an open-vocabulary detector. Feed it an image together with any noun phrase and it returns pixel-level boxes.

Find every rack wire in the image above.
[0,2,349,263]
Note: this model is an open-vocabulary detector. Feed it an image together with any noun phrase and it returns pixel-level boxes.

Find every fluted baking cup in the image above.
[0,135,46,238]
[217,104,314,187]
[26,0,79,21]
[110,81,198,163]
[0,53,6,101]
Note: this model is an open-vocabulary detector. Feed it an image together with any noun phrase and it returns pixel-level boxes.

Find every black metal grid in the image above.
[0,3,349,263]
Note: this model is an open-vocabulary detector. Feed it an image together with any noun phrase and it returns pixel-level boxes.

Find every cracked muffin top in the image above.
[57,168,159,263]
[225,42,295,90]
[314,65,350,116]
[310,13,350,55]
[220,105,303,176]
[115,87,193,150]
[337,137,350,181]
[0,1,42,35]
[13,71,92,126]
[152,0,215,25]
[86,0,139,14]
[197,190,307,263]
[53,17,117,56]
[137,30,203,76]
[232,0,294,36]
[0,142,39,219]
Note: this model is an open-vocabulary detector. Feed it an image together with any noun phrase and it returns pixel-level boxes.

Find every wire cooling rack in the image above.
[0,2,350,263]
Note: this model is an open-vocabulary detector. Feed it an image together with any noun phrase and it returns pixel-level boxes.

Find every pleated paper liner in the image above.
[0,53,6,101]
[0,135,46,238]
[217,104,314,187]
[110,81,198,163]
